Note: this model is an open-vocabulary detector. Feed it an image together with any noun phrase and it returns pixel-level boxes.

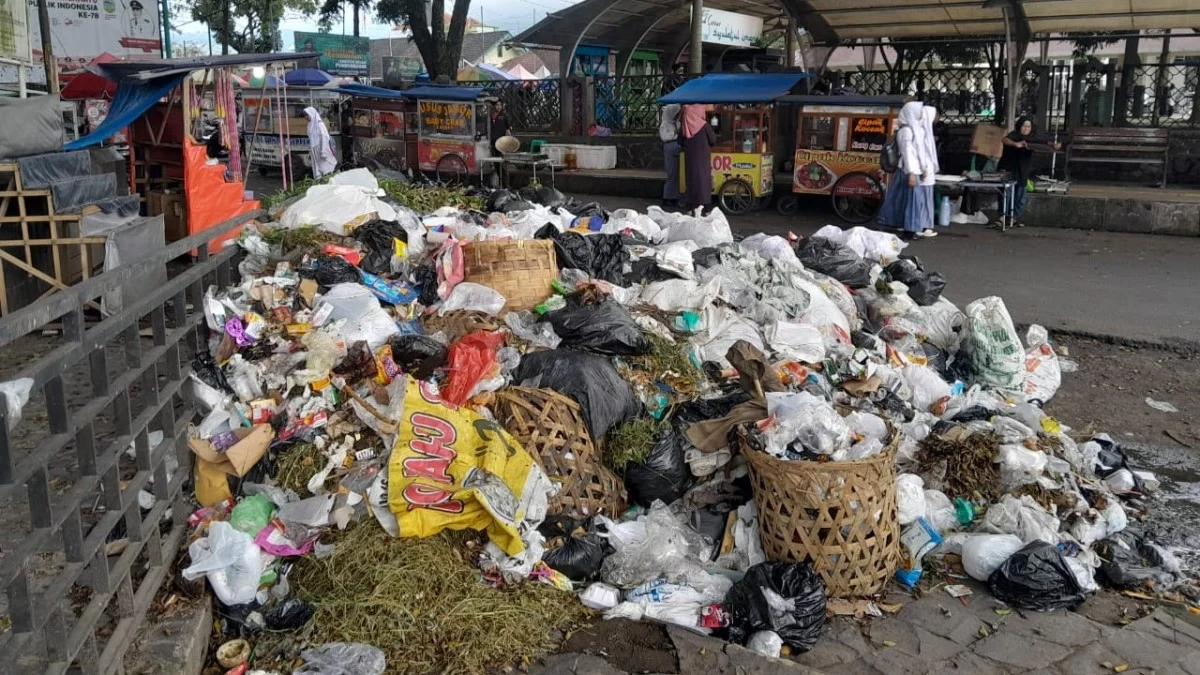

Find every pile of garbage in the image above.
[182,168,1189,674]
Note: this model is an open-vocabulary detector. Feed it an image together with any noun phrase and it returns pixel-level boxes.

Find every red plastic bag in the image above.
[440,330,504,406]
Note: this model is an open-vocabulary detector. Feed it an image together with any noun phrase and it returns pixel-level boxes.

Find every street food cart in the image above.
[777,95,906,222]
[335,83,418,172]
[406,84,495,184]
[242,84,342,176]
[658,73,808,214]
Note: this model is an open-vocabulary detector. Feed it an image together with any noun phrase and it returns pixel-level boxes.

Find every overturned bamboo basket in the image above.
[462,239,557,313]
[494,387,627,520]
[740,429,901,597]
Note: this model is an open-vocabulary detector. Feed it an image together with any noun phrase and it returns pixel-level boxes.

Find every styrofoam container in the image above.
[543,145,568,167]
[570,144,617,170]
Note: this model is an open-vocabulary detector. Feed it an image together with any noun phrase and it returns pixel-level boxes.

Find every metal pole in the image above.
[1002,7,1015,128]
[36,0,58,92]
[785,16,796,68]
[689,0,702,75]
[161,0,172,57]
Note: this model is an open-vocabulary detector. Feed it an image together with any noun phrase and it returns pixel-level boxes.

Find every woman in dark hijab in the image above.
[998,116,1060,227]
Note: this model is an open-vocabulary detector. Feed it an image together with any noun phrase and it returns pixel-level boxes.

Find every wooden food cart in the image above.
[777,95,907,223]
[243,83,342,177]
[658,73,808,214]
[406,84,495,184]
[335,83,418,172]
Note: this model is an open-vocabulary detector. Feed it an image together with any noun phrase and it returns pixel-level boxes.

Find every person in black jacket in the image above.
[998,116,1061,227]
[489,101,510,150]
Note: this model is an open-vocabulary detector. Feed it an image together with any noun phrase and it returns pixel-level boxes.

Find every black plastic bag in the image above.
[885,256,947,306]
[689,503,736,561]
[1095,530,1180,590]
[501,199,534,213]
[547,295,649,356]
[988,541,1088,611]
[300,255,360,287]
[543,534,610,581]
[798,237,871,288]
[588,234,629,284]
[540,229,593,271]
[265,597,314,630]
[569,201,607,219]
[413,259,440,307]
[627,258,680,284]
[354,219,408,275]
[692,247,722,269]
[724,562,826,652]
[514,350,641,439]
[332,340,378,381]
[388,335,447,379]
[525,186,567,209]
[624,426,691,507]
[193,351,233,393]
[486,189,519,212]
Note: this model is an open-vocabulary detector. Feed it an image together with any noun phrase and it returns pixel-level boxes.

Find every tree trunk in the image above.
[221,0,230,54]
[445,0,471,78]
[1114,34,1141,125]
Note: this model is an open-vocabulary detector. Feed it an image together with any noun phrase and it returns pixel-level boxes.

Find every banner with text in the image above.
[701,8,763,49]
[1,0,161,83]
[294,31,369,76]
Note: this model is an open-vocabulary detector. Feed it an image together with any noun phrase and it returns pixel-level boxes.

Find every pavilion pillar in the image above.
[689,0,703,74]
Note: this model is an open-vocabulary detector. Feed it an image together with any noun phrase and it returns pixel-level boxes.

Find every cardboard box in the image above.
[161,192,187,242]
[189,424,274,477]
[970,124,1006,159]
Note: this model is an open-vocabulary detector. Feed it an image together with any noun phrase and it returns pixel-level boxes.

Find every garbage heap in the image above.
[185,169,1184,675]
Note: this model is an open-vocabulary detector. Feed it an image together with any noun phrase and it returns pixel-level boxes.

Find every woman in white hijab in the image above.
[305,106,338,178]
[877,101,936,238]
[918,105,940,236]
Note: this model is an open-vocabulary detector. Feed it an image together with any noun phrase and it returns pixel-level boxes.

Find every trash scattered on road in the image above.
[1145,397,1179,413]
[175,167,1191,673]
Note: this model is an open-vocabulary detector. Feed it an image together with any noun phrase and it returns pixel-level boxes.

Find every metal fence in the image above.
[594,74,682,134]
[845,67,1004,126]
[1118,63,1200,128]
[0,212,253,673]
[482,78,564,133]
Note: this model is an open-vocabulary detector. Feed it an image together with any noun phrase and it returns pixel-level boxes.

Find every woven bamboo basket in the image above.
[494,387,628,520]
[741,430,901,597]
[462,240,557,313]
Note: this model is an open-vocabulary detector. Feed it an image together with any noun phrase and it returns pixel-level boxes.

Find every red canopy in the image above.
[60,53,120,101]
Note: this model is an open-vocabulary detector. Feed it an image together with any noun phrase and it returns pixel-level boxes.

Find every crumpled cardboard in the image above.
[189,424,274,477]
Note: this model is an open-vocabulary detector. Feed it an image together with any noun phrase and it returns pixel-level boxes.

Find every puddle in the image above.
[1120,442,1200,573]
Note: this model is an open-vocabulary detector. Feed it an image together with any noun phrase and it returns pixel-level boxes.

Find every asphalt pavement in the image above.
[589,196,1200,347]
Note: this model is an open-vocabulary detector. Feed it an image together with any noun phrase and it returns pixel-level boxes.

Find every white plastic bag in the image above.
[0,377,34,431]
[597,502,711,588]
[319,283,399,349]
[641,277,721,311]
[998,444,1048,487]
[662,208,733,248]
[964,296,1025,392]
[692,306,764,367]
[747,631,784,658]
[982,495,1060,544]
[924,489,958,533]
[764,321,825,363]
[741,233,800,266]
[182,521,266,605]
[439,282,506,316]
[280,182,396,235]
[1023,325,1062,403]
[962,534,1024,581]
[606,208,665,242]
[901,364,952,413]
[765,392,852,457]
[918,297,965,353]
[814,225,907,264]
[790,276,852,348]
[896,474,926,526]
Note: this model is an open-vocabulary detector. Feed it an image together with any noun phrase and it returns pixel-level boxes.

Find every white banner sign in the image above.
[701,8,763,48]
[1,0,161,83]
[0,0,31,64]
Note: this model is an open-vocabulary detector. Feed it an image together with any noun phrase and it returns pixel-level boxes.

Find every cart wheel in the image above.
[831,171,885,224]
[719,179,755,215]
[436,154,468,185]
[775,194,799,216]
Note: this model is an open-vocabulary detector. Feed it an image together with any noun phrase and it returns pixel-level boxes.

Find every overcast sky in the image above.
[171,0,580,51]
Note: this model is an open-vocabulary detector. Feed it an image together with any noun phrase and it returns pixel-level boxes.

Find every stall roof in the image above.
[777,94,908,107]
[95,52,318,82]
[402,84,489,101]
[334,83,408,100]
[512,0,1200,51]
[658,73,808,104]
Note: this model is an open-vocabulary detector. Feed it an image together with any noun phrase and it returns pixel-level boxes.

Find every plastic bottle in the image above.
[534,295,567,315]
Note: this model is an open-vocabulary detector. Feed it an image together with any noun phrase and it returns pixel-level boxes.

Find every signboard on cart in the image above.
[0,0,161,84]
[294,30,369,76]
[418,138,476,172]
[680,152,774,196]
[793,149,881,194]
[418,100,473,137]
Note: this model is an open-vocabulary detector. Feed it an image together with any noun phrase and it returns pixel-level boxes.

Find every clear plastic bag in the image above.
[295,642,386,675]
[181,521,265,606]
[596,501,711,589]
[896,474,926,526]
[0,377,34,431]
[438,282,506,316]
[764,392,852,457]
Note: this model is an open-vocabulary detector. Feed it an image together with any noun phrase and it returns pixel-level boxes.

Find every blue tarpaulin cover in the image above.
[334,83,408,100]
[402,85,487,101]
[658,73,809,104]
[65,74,187,150]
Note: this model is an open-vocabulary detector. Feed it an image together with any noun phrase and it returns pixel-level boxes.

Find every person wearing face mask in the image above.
[878,101,936,239]
[998,116,1061,228]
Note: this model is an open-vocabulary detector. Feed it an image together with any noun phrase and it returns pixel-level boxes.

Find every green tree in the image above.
[317,0,374,36]
[375,0,472,81]
[179,0,318,53]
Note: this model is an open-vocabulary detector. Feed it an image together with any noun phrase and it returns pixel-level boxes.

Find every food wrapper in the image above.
[360,270,419,306]
[387,379,550,555]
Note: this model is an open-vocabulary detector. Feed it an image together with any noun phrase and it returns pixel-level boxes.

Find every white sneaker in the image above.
[918,230,937,238]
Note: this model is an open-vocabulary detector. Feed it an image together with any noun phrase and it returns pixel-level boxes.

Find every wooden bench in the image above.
[1066,127,1170,187]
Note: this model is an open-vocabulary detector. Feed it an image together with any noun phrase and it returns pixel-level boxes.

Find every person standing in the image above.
[679,104,715,212]
[918,104,940,236]
[998,116,1061,228]
[878,101,935,239]
[659,103,682,209]
[305,107,338,178]
[489,101,510,150]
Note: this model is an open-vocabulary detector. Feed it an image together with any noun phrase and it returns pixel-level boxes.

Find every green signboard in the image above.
[294,31,370,76]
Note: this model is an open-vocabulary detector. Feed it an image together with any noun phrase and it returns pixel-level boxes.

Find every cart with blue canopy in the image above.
[658,72,808,214]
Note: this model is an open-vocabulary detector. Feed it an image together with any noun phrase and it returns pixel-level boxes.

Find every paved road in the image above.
[589,196,1200,347]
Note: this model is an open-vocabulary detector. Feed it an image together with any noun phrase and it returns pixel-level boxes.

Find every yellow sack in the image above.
[387,378,549,555]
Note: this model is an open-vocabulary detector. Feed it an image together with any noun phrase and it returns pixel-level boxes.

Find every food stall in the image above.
[777,95,906,222]
[406,84,495,184]
[658,73,808,214]
[242,83,342,177]
[334,83,417,172]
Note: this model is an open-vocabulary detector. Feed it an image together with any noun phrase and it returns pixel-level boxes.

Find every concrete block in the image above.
[530,653,629,675]
[1003,607,1111,648]
[122,600,211,675]
[1103,198,1156,234]
[1150,201,1200,236]
[1025,194,1105,230]
[667,625,823,675]
[970,632,1073,670]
